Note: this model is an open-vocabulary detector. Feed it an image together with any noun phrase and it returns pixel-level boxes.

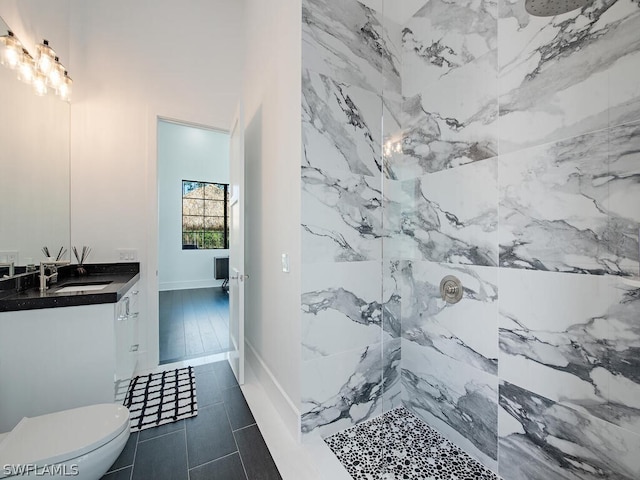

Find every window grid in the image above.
[181,180,229,250]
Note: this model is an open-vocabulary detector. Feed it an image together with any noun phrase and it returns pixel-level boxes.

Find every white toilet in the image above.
[0,404,130,479]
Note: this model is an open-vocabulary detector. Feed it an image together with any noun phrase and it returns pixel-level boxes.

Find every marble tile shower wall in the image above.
[394,0,640,480]
[300,0,403,439]
[301,0,640,478]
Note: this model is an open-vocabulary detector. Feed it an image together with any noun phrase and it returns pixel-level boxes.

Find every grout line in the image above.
[180,296,187,364]
[188,451,240,471]
[220,383,240,391]
[129,432,139,480]
[105,465,131,476]
[224,397,250,480]
[232,423,257,433]
[184,428,191,480]
[201,396,226,404]
[233,435,250,480]
[137,426,185,444]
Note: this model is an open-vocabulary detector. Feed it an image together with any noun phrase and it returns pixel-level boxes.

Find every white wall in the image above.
[157,120,230,291]
[243,0,302,439]
[68,0,244,371]
[0,0,70,61]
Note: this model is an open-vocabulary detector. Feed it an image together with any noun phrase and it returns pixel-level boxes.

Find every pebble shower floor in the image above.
[325,407,498,480]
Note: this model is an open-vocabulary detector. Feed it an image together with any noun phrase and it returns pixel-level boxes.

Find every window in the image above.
[182,180,229,249]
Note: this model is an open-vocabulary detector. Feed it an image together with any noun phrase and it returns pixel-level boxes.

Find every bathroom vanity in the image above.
[0,263,140,432]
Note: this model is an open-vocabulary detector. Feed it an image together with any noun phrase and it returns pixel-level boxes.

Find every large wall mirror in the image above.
[0,15,70,268]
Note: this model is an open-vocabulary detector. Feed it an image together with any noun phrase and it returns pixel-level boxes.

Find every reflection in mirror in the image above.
[0,15,70,271]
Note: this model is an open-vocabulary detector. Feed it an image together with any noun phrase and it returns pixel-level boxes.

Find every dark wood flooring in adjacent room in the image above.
[159,288,230,365]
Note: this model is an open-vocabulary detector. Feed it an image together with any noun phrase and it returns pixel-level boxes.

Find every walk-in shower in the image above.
[300,0,640,477]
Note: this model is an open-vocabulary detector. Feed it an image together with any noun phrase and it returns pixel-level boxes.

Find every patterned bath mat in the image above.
[123,366,198,432]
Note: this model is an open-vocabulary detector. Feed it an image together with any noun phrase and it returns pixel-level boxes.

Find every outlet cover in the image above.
[0,251,19,264]
[117,249,138,262]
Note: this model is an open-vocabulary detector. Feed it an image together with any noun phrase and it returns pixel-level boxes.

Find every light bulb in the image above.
[36,39,56,75]
[57,71,72,102]
[17,50,35,84]
[47,57,64,88]
[1,31,22,69]
[33,72,47,96]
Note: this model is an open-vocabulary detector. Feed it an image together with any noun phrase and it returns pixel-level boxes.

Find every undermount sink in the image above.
[55,283,111,293]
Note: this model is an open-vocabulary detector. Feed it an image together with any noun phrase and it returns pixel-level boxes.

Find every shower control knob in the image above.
[440,275,463,304]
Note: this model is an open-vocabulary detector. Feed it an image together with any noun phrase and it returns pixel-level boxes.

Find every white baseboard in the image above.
[241,361,351,480]
[159,279,223,291]
[245,339,301,441]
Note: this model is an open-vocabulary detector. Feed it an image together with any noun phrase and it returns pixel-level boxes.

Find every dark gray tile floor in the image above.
[159,288,230,365]
[102,361,281,480]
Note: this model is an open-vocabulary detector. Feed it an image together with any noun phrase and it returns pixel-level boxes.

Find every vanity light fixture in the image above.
[57,71,72,101]
[0,31,21,69]
[36,39,56,75]
[47,56,64,88]
[17,48,35,84]
[0,31,72,101]
[33,71,48,96]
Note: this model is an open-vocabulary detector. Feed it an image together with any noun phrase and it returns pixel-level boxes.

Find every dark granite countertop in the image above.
[0,263,140,312]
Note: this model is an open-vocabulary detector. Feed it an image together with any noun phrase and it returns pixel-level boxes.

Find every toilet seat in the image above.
[0,404,129,476]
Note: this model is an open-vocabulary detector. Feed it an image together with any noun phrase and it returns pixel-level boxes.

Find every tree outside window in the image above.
[182,180,229,249]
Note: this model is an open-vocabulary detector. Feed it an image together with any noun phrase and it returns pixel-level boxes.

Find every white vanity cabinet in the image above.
[114,283,139,381]
[0,281,140,433]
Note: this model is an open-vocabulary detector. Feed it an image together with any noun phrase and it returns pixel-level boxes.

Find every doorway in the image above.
[157,119,231,365]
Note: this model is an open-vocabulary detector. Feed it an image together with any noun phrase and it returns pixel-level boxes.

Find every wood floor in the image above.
[159,287,230,365]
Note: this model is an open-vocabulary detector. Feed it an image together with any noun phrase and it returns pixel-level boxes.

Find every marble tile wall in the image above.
[402,339,499,471]
[300,0,402,439]
[300,338,401,437]
[388,0,498,180]
[302,0,401,96]
[498,0,640,154]
[499,380,640,480]
[383,159,498,265]
[496,0,640,475]
[395,0,640,479]
[499,122,640,276]
[396,259,500,470]
[499,269,640,437]
[301,0,640,478]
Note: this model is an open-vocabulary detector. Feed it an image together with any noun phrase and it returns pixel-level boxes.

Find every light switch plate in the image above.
[281,253,290,273]
[0,251,18,264]
[117,249,138,262]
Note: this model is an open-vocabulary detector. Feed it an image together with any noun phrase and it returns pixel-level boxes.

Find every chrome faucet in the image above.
[39,261,69,292]
[0,261,15,278]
